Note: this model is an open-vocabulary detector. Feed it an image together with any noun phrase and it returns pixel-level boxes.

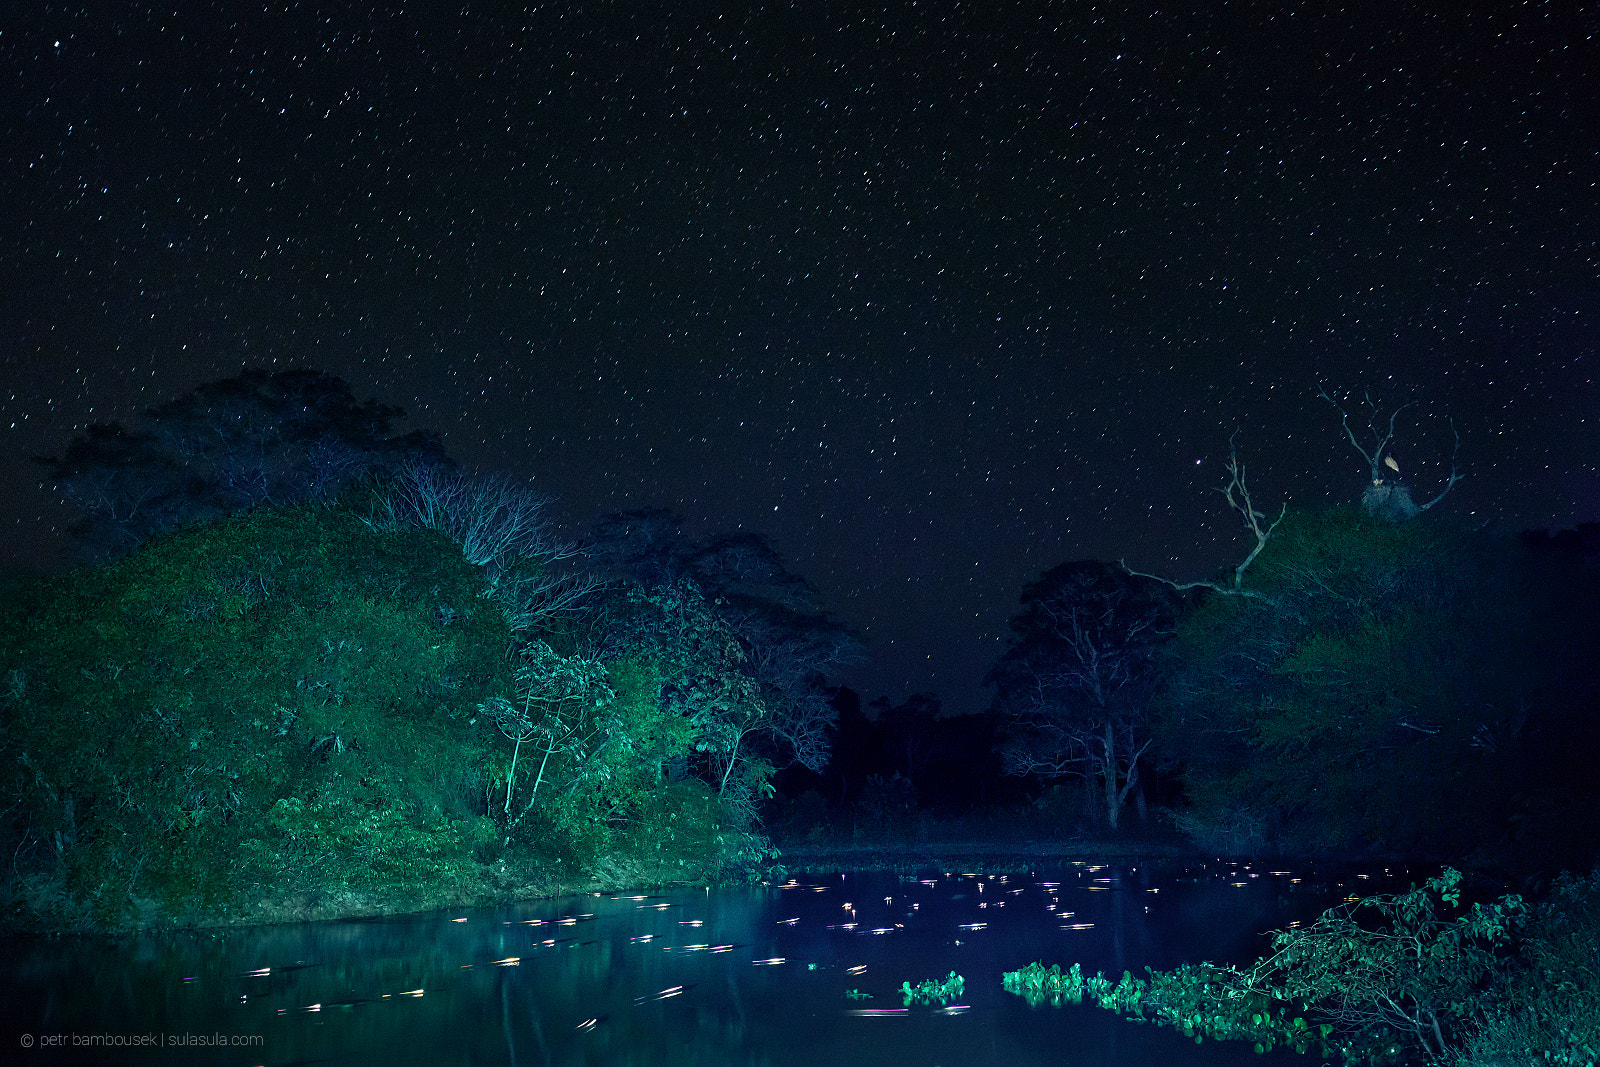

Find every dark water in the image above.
[2,860,1413,1065]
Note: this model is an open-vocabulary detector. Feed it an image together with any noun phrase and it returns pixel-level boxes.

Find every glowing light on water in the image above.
[634,985,686,1002]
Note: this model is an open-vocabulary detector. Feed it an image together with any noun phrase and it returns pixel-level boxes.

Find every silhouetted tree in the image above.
[39,367,444,557]
[987,561,1182,830]
[1158,507,1596,862]
[870,693,943,786]
[822,687,886,807]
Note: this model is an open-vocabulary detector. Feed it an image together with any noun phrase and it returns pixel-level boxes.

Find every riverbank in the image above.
[3,833,1196,935]
[775,837,1194,874]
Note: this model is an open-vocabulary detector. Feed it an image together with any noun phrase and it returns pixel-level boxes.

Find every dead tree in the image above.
[1318,388,1462,521]
[1123,430,1285,597]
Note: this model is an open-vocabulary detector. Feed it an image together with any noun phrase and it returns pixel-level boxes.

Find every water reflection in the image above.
[1,861,1409,1066]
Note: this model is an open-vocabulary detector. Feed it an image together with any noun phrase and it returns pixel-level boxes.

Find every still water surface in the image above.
[3,860,1410,1065]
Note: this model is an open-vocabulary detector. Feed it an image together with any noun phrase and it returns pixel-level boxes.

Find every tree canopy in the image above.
[987,560,1184,830]
[1157,506,1600,864]
[38,367,444,557]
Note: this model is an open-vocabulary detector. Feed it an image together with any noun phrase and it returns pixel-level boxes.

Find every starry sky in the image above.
[3,2,1597,715]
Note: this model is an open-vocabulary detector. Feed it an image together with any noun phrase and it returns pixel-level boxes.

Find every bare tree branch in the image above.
[1414,418,1463,512]
[1319,386,1416,482]
[1121,430,1282,597]
[372,459,599,631]
[1319,386,1463,518]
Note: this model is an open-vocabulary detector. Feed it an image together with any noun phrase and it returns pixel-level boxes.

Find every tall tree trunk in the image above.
[1102,720,1120,831]
[1081,760,1099,830]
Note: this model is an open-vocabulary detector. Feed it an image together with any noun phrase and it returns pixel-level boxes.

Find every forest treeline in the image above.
[777,511,1600,879]
[2,369,1597,931]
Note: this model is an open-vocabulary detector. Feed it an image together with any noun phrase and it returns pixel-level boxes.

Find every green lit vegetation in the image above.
[1005,868,1600,1066]
[0,494,837,929]
[900,971,965,1006]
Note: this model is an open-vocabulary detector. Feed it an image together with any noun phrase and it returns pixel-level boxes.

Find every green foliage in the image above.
[1451,869,1600,1067]
[1,506,506,923]
[1158,506,1595,860]
[901,971,965,1006]
[1004,869,1531,1065]
[587,522,858,819]
[1,503,786,929]
[1003,960,1311,1053]
[611,578,769,797]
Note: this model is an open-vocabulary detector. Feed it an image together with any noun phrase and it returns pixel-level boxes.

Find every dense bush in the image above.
[1,505,507,925]
[1452,869,1600,1067]
[1006,868,1600,1067]
[0,502,785,929]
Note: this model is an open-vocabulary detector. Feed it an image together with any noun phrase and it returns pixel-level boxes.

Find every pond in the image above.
[2,860,1414,1065]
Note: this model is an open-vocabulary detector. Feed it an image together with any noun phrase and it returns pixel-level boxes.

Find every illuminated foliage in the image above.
[0,502,791,928]
[1,505,504,924]
[585,515,861,825]
[1006,869,1532,1065]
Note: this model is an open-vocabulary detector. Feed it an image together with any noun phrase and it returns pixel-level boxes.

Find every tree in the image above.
[870,693,944,785]
[479,641,615,843]
[987,561,1182,831]
[364,459,596,635]
[718,593,862,776]
[0,504,510,923]
[1157,506,1589,859]
[583,515,861,819]
[39,367,443,556]
[1318,387,1462,522]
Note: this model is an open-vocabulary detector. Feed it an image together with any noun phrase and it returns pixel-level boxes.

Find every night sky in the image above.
[3,2,1597,715]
